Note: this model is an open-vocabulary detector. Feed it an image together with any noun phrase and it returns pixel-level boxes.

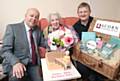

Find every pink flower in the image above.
[62,36,74,47]
[48,38,52,46]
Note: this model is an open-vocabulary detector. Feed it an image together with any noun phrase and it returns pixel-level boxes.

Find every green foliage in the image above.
[53,38,64,47]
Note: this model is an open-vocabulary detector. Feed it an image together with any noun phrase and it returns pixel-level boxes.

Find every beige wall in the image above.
[0,0,120,39]
[90,0,120,20]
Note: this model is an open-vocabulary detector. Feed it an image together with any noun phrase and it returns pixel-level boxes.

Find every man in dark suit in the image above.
[1,8,46,81]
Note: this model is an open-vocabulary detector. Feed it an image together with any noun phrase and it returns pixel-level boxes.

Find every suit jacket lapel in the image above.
[20,22,30,52]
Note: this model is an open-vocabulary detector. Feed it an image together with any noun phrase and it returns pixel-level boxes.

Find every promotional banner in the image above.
[93,20,120,37]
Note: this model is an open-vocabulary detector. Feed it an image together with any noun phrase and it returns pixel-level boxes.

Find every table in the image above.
[41,58,81,81]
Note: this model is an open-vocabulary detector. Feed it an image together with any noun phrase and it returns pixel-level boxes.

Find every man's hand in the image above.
[12,62,26,78]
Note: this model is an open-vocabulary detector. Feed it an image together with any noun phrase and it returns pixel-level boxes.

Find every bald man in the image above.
[1,8,46,81]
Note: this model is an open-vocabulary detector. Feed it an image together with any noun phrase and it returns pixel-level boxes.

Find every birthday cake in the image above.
[45,51,71,70]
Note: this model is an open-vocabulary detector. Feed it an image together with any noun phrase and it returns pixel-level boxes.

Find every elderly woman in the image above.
[43,12,78,54]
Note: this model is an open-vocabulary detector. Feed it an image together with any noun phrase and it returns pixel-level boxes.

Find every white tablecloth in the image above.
[41,58,81,81]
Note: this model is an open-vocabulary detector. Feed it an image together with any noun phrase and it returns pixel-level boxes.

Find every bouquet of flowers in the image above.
[47,27,77,52]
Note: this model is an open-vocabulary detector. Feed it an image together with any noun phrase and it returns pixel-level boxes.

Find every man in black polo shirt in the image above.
[73,2,105,81]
